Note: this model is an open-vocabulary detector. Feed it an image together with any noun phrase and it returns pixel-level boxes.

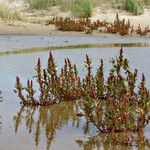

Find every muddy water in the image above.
[0,36,150,150]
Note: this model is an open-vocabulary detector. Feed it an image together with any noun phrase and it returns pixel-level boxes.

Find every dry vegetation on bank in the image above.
[0,0,150,21]
[0,3,25,21]
[0,0,150,35]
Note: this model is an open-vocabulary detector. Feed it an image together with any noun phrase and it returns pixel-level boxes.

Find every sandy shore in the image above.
[0,6,150,36]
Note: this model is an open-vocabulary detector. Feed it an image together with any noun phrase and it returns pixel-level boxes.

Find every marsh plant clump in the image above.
[15,52,83,106]
[46,14,150,36]
[82,48,150,145]
[106,13,131,36]
[15,48,150,145]
[15,48,150,106]
[46,17,108,33]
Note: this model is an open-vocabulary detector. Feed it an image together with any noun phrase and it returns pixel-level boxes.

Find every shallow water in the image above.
[0,36,150,150]
[0,34,150,52]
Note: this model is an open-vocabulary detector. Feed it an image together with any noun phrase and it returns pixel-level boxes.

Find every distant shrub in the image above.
[123,0,144,15]
[71,0,93,18]
[25,0,94,15]
[143,0,150,6]
[0,3,25,21]
[26,0,50,9]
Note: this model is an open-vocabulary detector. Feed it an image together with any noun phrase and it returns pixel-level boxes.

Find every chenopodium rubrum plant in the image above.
[15,52,83,106]
[83,55,106,100]
[83,55,96,99]
[82,48,150,145]
[46,55,83,101]
[57,58,83,101]
[15,58,55,106]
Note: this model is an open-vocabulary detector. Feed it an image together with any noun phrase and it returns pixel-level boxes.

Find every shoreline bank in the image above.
[0,8,150,36]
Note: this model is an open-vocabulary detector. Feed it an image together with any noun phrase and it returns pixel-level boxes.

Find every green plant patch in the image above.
[26,0,50,9]
[123,0,144,15]
[71,0,93,18]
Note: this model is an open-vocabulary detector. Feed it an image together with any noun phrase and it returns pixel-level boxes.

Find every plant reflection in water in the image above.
[76,131,150,150]
[14,101,82,150]
[14,98,150,150]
